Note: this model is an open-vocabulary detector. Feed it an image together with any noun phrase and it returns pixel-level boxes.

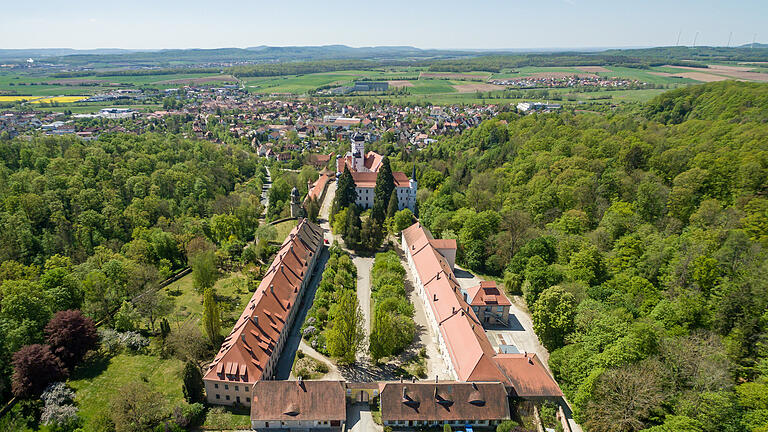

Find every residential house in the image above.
[466,281,511,327]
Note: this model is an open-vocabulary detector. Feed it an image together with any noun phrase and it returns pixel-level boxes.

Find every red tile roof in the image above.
[493,353,563,398]
[250,380,346,422]
[203,220,323,385]
[337,151,384,173]
[351,171,411,189]
[467,281,511,307]
[380,381,510,422]
[429,238,457,251]
[402,223,507,383]
[307,172,332,201]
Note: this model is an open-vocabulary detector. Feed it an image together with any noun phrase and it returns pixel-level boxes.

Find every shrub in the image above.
[40,382,79,428]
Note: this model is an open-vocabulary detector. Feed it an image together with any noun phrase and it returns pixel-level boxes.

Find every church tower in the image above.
[351,133,366,172]
[290,187,302,218]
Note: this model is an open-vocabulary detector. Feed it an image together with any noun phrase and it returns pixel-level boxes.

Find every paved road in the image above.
[354,256,373,337]
[453,264,583,432]
[260,166,271,211]
[346,403,381,432]
[317,180,373,339]
[274,246,329,380]
[397,245,453,380]
[295,339,343,381]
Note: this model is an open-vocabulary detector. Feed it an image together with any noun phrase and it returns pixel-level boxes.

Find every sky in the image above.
[1,0,765,50]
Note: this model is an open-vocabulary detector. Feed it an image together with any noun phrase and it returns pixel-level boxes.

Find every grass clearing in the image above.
[162,272,253,333]
[272,219,298,243]
[68,353,185,430]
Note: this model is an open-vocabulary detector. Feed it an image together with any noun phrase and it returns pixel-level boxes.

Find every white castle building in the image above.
[337,134,417,212]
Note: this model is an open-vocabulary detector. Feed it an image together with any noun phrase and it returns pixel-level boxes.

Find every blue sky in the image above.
[1,0,765,50]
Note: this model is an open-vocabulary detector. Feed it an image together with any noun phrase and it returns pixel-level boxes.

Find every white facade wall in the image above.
[383,419,495,427]
[401,233,457,380]
[204,240,321,407]
[251,419,342,430]
[355,184,417,212]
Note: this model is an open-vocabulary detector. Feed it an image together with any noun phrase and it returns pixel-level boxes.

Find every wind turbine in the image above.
[727,32,732,48]
[675,30,682,46]
[693,31,699,47]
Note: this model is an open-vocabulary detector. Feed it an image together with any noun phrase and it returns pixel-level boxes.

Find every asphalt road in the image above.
[273,246,329,380]
[346,403,382,432]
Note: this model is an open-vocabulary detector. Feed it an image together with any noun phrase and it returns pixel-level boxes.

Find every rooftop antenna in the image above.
[693,31,699,48]
[727,31,733,48]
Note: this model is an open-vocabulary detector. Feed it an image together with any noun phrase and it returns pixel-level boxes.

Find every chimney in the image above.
[436,272,440,280]
[435,375,438,383]
[402,387,407,399]
[270,284,274,295]
[433,293,437,302]
[241,334,246,344]
[451,306,455,314]
[252,316,259,326]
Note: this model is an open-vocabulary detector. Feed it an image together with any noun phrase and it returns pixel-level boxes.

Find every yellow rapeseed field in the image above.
[30,96,87,104]
[0,95,40,102]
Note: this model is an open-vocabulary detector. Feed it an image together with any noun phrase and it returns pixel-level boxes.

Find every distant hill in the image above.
[4,44,768,72]
[738,42,768,49]
[0,48,151,61]
[4,45,476,67]
[644,81,768,124]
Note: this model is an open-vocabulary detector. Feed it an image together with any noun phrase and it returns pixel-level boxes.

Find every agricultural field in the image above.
[30,95,88,103]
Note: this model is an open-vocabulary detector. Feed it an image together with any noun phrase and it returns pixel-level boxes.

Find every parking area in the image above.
[453,265,551,365]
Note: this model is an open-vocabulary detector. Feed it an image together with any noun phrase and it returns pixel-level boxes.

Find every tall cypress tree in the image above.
[386,189,399,219]
[182,360,204,403]
[372,157,395,223]
[333,165,357,215]
[202,288,221,346]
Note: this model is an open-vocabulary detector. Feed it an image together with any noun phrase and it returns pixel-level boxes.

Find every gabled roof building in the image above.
[380,381,510,428]
[402,222,563,400]
[203,219,323,407]
[250,380,346,431]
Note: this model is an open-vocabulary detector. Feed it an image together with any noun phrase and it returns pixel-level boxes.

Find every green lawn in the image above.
[162,272,254,333]
[272,219,298,243]
[68,353,185,430]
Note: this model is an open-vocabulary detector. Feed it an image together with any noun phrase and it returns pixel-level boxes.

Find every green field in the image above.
[0,64,740,107]
[68,353,185,430]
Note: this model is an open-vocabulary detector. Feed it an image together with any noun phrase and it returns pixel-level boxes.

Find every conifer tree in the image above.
[202,288,221,346]
[182,360,204,403]
[386,189,399,219]
[372,157,395,222]
[333,165,357,215]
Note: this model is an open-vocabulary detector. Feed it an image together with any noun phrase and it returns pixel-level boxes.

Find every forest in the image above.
[0,133,269,420]
[402,81,768,431]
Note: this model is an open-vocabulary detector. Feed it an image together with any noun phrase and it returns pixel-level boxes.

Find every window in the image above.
[236,396,240,403]
[224,384,229,390]
[235,386,239,392]
[245,386,249,392]
[226,395,230,401]
[246,397,251,403]
[214,383,219,389]
[215,394,220,399]
[473,306,479,312]
[497,306,503,313]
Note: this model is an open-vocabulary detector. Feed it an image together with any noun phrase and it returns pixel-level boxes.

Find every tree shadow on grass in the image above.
[70,353,111,380]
